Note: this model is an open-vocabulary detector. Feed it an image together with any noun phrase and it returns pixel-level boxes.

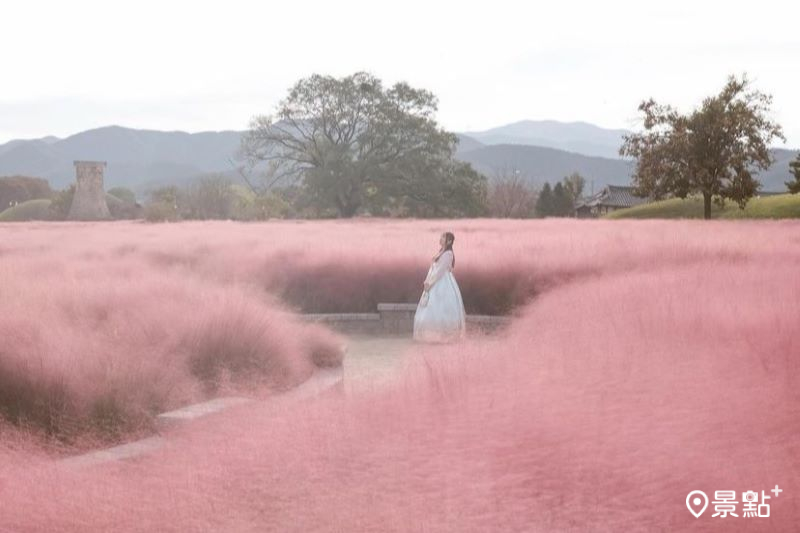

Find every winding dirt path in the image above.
[342,335,416,391]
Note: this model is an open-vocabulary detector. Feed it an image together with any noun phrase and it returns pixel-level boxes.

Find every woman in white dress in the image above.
[413,232,467,343]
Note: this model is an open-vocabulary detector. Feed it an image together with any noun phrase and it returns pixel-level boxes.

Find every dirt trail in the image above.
[342,335,416,391]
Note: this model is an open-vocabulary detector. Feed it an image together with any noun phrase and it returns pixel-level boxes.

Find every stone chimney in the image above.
[68,161,111,220]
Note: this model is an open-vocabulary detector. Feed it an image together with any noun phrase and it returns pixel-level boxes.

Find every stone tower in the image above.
[68,161,111,220]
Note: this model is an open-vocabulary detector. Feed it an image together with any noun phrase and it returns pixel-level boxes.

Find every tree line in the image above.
[487,168,585,218]
[235,71,799,221]
[0,177,141,221]
[5,71,800,222]
[143,172,587,221]
[144,178,290,222]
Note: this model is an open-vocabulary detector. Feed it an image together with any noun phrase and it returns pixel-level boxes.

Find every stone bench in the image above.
[303,313,382,334]
[377,303,418,335]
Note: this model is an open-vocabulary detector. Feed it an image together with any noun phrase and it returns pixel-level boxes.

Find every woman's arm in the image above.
[425,251,452,290]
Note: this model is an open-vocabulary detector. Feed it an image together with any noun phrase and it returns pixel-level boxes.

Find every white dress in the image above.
[413,250,467,343]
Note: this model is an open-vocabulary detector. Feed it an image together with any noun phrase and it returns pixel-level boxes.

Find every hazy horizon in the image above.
[2,0,799,146]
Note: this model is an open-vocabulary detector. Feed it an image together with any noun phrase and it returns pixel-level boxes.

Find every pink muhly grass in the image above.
[0,219,798,531]
[0,225,344,443]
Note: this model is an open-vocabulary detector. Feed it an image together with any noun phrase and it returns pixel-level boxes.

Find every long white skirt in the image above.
[413,271,467,343]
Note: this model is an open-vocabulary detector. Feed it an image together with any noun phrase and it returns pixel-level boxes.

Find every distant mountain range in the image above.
[0,126,242,191]
[0,121,796,194]
[455,121,798,192]
[462,120,630,159]
[455,137,635,193]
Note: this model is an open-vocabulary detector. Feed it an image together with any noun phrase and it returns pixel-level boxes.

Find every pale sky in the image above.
[2,0,799,147]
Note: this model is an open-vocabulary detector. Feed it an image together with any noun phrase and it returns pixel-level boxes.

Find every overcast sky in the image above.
[2,0,799,147]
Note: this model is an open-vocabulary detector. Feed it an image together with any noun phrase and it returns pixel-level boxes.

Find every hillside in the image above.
[459,121,798,190]
[0,124,795,194]
[605,193,800,219]
[455,134,485,154]
[0,126,242,191]
[760,148,799,189]
[464,120,630,159]
[457,140,797,192]
[457,142,634,189]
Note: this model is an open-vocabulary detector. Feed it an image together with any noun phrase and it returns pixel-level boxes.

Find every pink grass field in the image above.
[0,222,345,445]
[0,218,799,531]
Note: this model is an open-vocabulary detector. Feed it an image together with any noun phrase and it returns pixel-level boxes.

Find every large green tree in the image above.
[562,172,586,203]
[241,72,487,217]
[552,182,574,216]
[787,153,800,194]
[620,75,784,219]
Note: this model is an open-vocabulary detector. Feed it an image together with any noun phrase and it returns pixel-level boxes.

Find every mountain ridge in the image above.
[0,122,795,193]
[463,119,632,159]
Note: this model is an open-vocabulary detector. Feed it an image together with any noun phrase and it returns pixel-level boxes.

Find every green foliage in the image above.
[374,159,488,217]
[144,186,181,221]
[144,201,180,222]
[230,185,291,220]
[551,182,574,216]
[787,153,800,194]
[534,177,583,217]
[535,182,554,217]
[106,193,141,219]
[605,193,800,219]
[0,176,52,212]
[0,199,53,221]
[149,186,180,206]
[242,71,486,217]
[621,74,785,219]
[562,172,586,202]
[250,193,291,219]
[48,185,75,220]
[144,179,292,222]
[107,187,137,204]
[181,176,235,220]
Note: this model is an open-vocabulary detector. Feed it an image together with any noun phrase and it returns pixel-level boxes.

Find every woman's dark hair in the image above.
[436,232,455,267]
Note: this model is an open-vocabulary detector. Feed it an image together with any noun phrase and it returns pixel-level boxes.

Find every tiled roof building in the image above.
[575,185,647,218]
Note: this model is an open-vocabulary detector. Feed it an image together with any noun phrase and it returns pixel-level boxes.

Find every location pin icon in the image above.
[686,490,709,518]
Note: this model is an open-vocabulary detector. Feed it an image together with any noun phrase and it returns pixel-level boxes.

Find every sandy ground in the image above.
[342,335,416,392]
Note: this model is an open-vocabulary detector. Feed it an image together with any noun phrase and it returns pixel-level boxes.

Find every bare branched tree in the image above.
[488,166,537,218]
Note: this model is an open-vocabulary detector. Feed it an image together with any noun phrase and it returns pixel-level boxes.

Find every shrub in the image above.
[181,176,235,220]
[144,201,180,222]
[106,193,141,220]
[232,189,291,221]
[48,185,75,220]
[107,187,137,204]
